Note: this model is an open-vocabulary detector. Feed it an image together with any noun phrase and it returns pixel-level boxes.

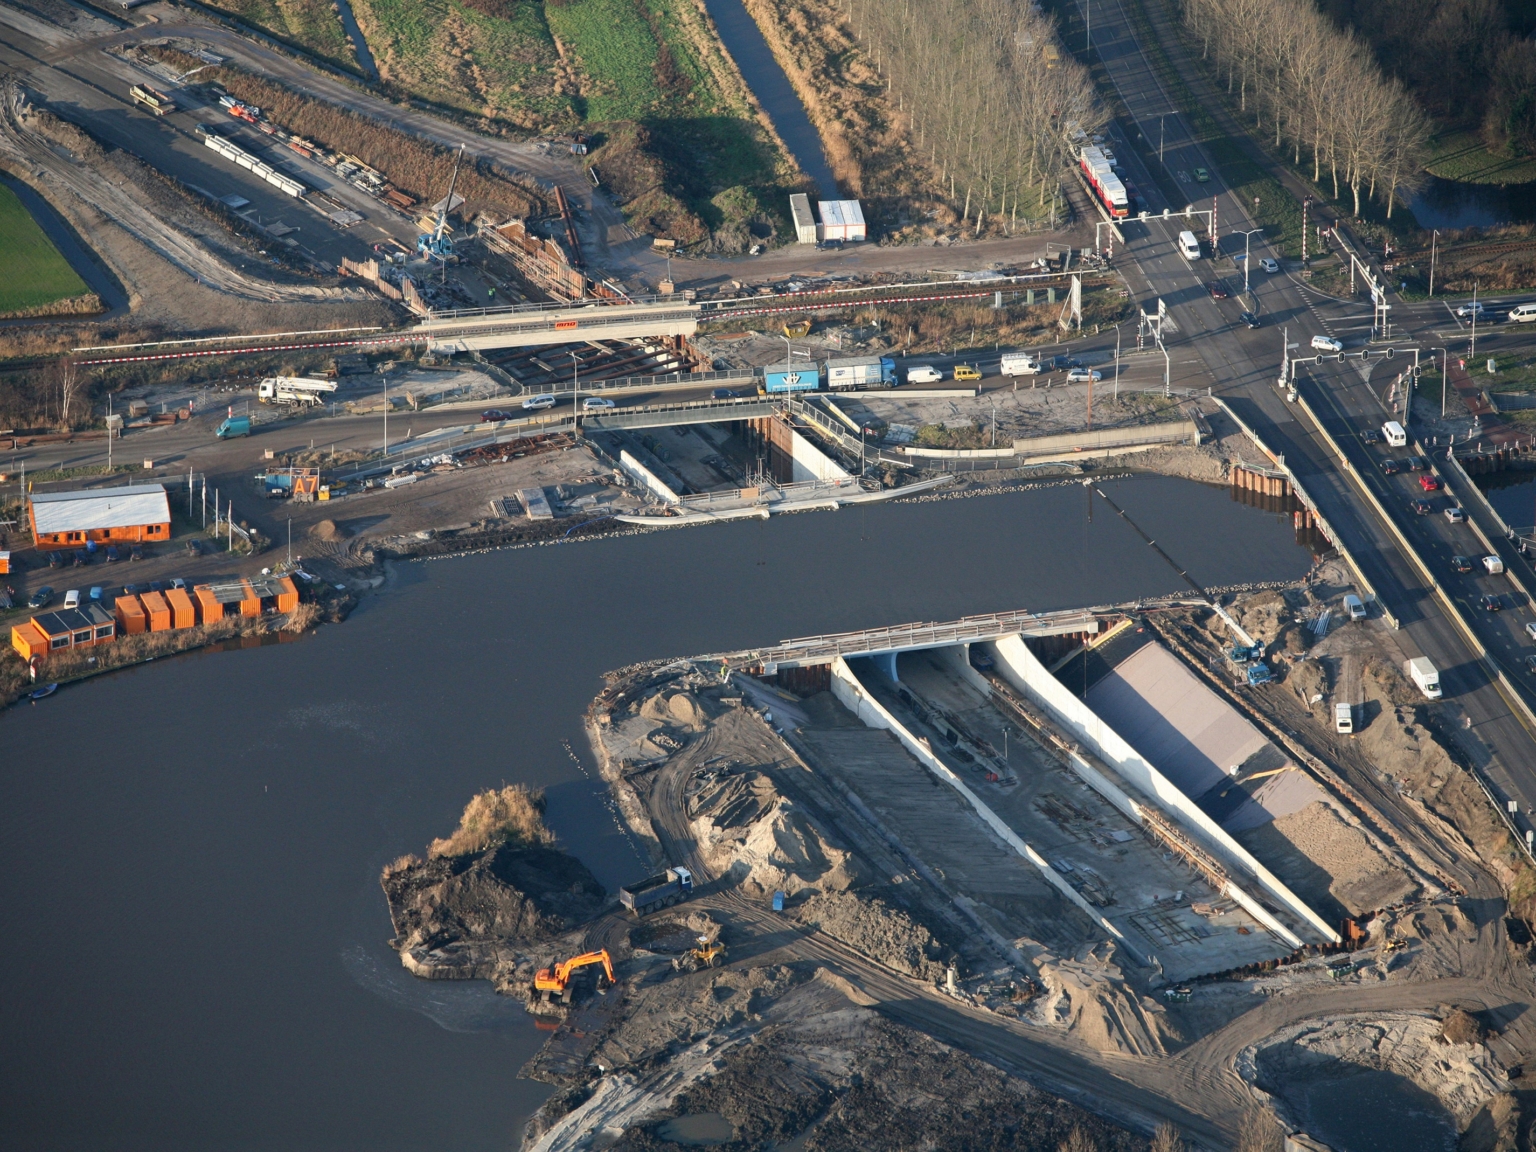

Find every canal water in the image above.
[1410,174,1536,230]
[0,477,1313,1150]
[1481,471,1536,534]
[697,0,838,197]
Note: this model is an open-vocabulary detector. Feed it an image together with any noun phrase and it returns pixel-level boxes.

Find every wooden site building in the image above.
[11,603,116,662]
[28,484,172,551]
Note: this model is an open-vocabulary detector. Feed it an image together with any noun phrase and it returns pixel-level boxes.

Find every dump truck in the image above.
[258,376,338,406]
[620,866,693,915]
[216,415,252,439]
[532,949,614,1006]
[1406,657,1442,699]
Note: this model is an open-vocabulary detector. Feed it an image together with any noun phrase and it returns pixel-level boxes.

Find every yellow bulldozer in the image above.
[532,948,615,1007]
[672,935,727,973]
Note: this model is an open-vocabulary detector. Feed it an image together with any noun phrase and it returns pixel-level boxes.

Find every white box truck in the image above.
[1382,420,1407,447]
[1406,657,1442,700]
[1335,703,1353,734]
[1000,352,1043,376]
[1342,594,1366,620]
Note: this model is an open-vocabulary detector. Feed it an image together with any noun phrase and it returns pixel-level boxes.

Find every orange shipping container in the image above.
[139,590,172,632]
[275,576,299,613]
[165,587,197,629]
[195,586,224,623]
[11,622,48,660]
[238,581,261,618]
[115,595,147,635]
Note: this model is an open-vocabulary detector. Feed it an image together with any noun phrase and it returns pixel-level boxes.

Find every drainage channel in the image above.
[697,0,838,197]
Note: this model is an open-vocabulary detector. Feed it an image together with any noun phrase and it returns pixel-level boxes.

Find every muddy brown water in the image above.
[0,477,1314,1149]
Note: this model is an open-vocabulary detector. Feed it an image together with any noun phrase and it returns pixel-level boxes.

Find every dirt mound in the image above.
[382,842,606,955]
[1248,1012,1507,1129]
[309,519,346,540]
[791,891,948,982]
[689,769,864,894]
[1259,800,1419,915]
[1031,949,1173,1057]
[639,690,707,732]
[1443,1007,1491,1047]
[1232,590,1291,644]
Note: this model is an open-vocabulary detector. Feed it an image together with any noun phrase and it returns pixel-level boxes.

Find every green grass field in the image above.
[1425,130,1536,187]
[0,183,89,315]
[200,0,358,71]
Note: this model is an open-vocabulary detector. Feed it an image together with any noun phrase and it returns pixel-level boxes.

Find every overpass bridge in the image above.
[581,396,777,430]
[416,297,699,353]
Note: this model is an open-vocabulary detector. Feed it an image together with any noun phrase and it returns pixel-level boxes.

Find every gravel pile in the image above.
[792,891,948,982]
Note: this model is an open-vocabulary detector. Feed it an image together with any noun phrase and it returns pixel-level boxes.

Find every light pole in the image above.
[1437,347,1449,418]
[1113,324,1121,402]
[569,351,581,430]
[1470,280,1480,360]
[1428,229,1439,297]
[1234,228,1264,302]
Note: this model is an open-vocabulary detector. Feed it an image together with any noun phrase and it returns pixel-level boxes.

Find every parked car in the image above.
[1066,367,1103,383]
[148,580,167,593]
[953,364,982,382]
[28,586,53,609]
[1451,555,1473,573]
[1419,473,1442,491]
[89,586,103,602]
[1362,429,1382,444]
[1207,280,1229,299]
[710,388,737,400]
[170,577,187,590]
[105,545,119,562]
[129,545,143,561]
[1193,167,1210,182]
[1381,459,1402,475]
[582,396,616,411]
[480,409,511,423]
[1445,506,1467,523]
[906,365,943,383]
[1239,310,1261,329]
[1311,335,1343,353]
[122,583,143,596]
[1411,499,1433,515]
[1455,301,1486,319]
[63,589,80,609]
[816,238,845,251]
[46,551,63,569]
[1260,258,1280,274]
[522,394,558,411]
[1481,594,1503,612]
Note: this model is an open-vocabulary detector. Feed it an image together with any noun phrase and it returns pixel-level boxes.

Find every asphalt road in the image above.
[1077,0,1536,828]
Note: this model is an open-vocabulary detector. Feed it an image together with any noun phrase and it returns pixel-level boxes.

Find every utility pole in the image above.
[1301,196,1309,267]
[1429,230,1439,297]
[1086,371,1092,430]
[1085,0,1090,52]
[1113,324,1121,402]
[569,352,581,434]
[1437,347,1448,418]
[1470,280,1480,360]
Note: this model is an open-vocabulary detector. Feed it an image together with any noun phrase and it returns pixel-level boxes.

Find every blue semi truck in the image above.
[761,355,895,394]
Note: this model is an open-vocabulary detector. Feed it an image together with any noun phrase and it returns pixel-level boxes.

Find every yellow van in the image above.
[953,364,982,381]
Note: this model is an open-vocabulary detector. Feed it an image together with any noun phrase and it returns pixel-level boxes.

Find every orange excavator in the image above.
[533,949,615,1006]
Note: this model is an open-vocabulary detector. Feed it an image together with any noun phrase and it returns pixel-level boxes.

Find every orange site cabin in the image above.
[29,484,171,550]
[11,603,116,662]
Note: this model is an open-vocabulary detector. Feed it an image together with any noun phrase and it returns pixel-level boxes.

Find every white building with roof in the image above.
[28,484,172,550]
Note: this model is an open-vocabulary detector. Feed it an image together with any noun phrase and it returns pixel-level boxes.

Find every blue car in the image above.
[105,545,120,562]
[89,586,103,602]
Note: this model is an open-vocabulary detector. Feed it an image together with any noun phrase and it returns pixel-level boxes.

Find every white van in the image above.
[1382,420,1407,447]
[1177,230,1201,260]
[906,365,942,384]
[1335,703,1353,734]
[1000,352,1042,376]
[1509,304,1536,323]
[1342,594,1366,621]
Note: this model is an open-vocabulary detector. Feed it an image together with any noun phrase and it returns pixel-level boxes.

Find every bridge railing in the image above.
[737,608,1101,667]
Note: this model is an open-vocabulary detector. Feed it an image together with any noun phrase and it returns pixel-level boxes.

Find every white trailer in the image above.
[789,194,817,245]
[1406,657,1441,700]
[258,376,339,406]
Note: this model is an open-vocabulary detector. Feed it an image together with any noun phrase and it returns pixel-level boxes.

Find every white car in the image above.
[1311,335,1344,353]
[1260,258,1280,274]
[1445,506,1466,523]
[1066,367,1103,383]
[1455,301,1486,319]
[906,365,943,383]
[63,589,80,609]
[522,394,558,410]
[581,396,616,411]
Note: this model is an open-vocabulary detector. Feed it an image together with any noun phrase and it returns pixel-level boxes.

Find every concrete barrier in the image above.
[827,655,1152,965]
[619,450,681,505]
[1012,421,1199,459]
[989,634,1335,944]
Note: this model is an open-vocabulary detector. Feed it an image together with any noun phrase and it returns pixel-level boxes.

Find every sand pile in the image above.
[689,769,865,894]
[1249,1012,1507,1129]
[1262,800,1418,914]
[1231,590,1291,645]
[791,891,948,982]
[640,690,708,732]
[1030,949,1173,1056]
[309,518,346,540]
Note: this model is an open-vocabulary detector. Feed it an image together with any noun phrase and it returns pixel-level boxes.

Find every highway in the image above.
[1076,0,1536,829]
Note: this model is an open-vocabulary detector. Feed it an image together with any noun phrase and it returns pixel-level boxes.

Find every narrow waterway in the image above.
[332,0,379,80]
[0,478,1312,1150]
[697,0,838,197]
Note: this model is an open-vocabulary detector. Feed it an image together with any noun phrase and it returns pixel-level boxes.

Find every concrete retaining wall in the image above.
[619,449,681,505]
[989,635,1336,944]
[788,425,850,483]
[828,655,1151,965]
[1012,421,1199,459]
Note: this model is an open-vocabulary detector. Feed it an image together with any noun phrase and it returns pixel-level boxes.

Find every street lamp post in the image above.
[569,351,581,430]
[1233,228,1264,302]
[1429,230,1439,297]
[1113,324,1121,403]
[1470,281,1480,360]
[1437,347,1449,418]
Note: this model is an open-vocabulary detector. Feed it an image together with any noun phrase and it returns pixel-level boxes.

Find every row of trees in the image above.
[1180,0,1432,218]
[842,0,1105,230]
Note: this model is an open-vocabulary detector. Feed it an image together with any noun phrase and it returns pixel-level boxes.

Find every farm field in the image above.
[0,182,90,316]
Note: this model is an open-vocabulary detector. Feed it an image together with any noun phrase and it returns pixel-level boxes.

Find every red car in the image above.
[481,409,511,423]
[1419,473,1441,491]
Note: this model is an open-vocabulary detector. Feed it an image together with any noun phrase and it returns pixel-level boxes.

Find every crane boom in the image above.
[435,143,464,243]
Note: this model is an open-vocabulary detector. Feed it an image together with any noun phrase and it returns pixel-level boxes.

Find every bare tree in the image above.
[1057,1125,1099,1152]
[1150,1121,1186,1152]
[53,358,81,431]
[1235,1105,1284,1152]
